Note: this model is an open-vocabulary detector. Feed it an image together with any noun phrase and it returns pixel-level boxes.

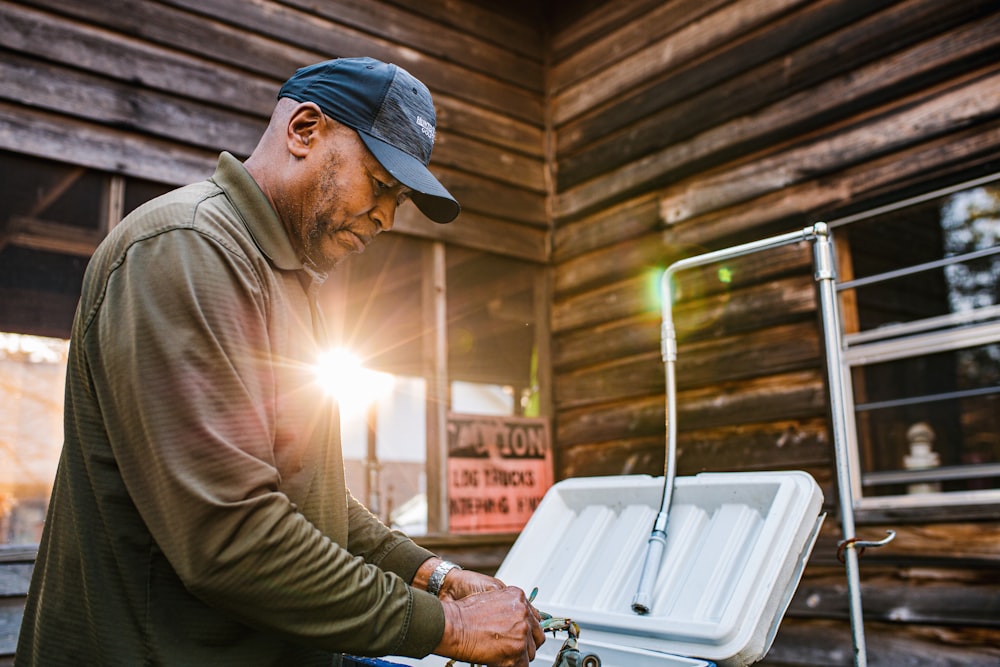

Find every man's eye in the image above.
[373,178,390,195]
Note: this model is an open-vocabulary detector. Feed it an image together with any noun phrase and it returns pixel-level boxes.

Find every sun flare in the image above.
[314,348,394,414]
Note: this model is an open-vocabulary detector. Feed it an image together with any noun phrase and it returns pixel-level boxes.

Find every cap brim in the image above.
[359,133,460,224]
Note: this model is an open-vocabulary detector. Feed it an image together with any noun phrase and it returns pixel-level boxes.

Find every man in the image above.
[16,57,544,667]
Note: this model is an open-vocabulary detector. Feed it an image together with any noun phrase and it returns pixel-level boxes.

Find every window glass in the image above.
[451,380,516,416]
[447,247,540,413]
[322,234,430,532]
[124,178,173,218]
[837,178,1000,503]
[0,333,68,545]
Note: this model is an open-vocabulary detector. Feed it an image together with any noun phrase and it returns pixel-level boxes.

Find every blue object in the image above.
[344,657,406,667]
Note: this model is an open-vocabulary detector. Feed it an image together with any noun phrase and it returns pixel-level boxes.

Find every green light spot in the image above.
[718,267,733,284]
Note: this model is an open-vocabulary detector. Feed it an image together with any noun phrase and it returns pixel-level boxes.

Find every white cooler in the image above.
[395,470,824,667]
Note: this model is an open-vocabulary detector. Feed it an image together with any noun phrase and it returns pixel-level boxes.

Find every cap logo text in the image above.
[416,115,435,141]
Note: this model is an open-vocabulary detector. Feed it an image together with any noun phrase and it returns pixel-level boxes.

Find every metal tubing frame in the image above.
[631,223,872,666]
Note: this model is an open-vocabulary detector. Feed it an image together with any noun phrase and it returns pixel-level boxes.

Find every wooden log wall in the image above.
[0,0,549,262]
[548,1,1000,665]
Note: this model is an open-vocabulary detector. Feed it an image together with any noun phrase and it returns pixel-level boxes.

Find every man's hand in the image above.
[436,586,545,667]
[438,568,504,601]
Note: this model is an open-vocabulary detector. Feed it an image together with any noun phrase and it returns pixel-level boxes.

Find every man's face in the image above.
[287,124,410,272]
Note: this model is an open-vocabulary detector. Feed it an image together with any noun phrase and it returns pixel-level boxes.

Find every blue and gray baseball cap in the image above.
[278,57,460,223]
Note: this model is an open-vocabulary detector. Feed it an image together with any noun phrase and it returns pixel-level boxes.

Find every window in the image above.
[0,150,171,546]
[834,173,1000,511]
[321,235,546,535]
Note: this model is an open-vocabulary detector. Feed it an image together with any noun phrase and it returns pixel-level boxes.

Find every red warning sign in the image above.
[446,413,553,533]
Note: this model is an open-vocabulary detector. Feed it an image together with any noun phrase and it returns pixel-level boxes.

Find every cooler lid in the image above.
[494,471,824,667]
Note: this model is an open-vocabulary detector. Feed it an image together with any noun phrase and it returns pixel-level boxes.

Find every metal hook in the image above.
[837,530,896,563]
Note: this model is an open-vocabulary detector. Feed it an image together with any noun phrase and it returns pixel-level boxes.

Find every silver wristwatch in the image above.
[426,560,461,596]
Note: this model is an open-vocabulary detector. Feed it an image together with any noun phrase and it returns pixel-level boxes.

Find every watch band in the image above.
[426,560,461,596]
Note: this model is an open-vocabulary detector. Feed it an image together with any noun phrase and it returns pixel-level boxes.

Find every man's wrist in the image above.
[427,560,462,596]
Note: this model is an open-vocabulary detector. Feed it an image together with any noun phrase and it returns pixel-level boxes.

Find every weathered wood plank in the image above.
[809,523,1000,567]
[392,206,547,263]
[435,94,544,159]
[19,0,317,79]
[557,434,670,479]
[556,385,830,459]
[674,369,828,429]
[558,0,996,189]
[554,225,812,301]
[787,570,1000,627]
[548,0,665,65]
[556,320,820,410]
[0,54,544,197]
[435,131,545,193]
[557,0,890,160]
[0,54,265,156]
[0,101,217,188]
[439,170,547,227]
[382,0,543,61]
[761,618,1000,666]
[552,192,660,263]
[553,270,816,337]
[185,0,544,122]
[3,0,543,125]
[549,0,730,92]
[663,117,1000,252]
[0,2,278,117]
[556,426,833,482]
[556,56,1000,222]
[273,0,544,91]
[551,0,813,125]
[552,273,656,334]
[553,311,660,372]
[0,104,546,259]
[658,64,1000,226]
[556,359,826,421]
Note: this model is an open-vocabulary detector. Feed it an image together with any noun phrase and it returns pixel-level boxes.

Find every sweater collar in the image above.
[211,151,302,271]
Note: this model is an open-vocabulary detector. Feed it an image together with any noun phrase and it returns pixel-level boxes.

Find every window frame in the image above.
[830,172,1000,517]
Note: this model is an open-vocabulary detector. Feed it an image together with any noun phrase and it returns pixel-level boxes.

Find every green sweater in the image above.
[16,153,444,666]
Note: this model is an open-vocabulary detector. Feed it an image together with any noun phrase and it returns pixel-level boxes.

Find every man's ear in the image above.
[287,102,324,158]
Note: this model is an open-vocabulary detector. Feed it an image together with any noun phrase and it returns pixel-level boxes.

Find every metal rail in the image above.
[631,222,890,667]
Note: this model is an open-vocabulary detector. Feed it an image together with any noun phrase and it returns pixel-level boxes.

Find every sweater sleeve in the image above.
[87,227,444,657]
[345,490,437,584]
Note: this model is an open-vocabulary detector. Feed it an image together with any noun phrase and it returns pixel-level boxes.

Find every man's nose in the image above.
[371,196,396,232]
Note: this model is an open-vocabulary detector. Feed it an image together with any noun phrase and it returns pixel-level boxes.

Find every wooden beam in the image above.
[3,216,103,257]
[423,242,448,534]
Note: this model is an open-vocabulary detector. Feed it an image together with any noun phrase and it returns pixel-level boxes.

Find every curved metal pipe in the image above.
[631,225,819,615]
